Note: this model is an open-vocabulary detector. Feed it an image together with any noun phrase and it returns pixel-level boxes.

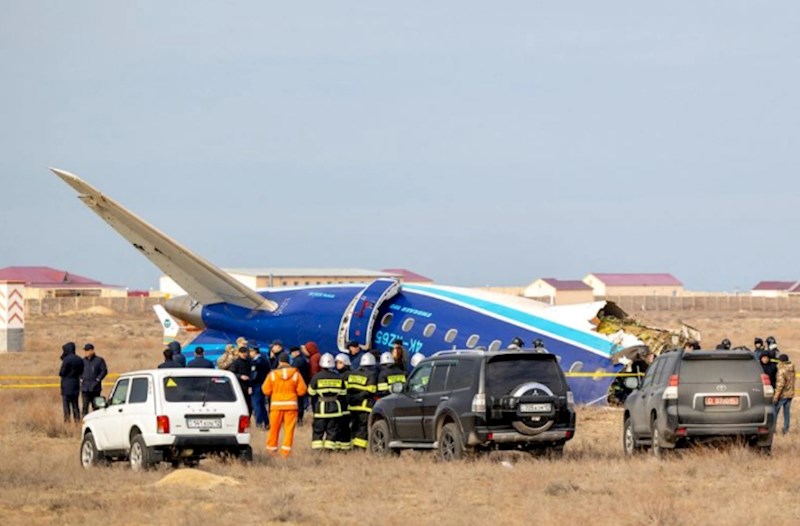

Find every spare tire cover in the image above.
[510,382,555,436]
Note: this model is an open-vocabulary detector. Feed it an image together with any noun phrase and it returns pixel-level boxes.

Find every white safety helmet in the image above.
[335,353,351,367]
[380,352,395,366]
[410,353,425,368]
[320,353,335,369]
[360,353,376,367]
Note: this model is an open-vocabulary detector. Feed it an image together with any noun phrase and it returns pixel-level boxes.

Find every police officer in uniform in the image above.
[532,338,548,353]
[307,354,347,451]
[377,352,407,397]
[346,353,378,449]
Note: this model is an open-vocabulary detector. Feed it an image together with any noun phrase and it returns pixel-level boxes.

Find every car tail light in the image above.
[156,415,170,434]
[758,427,769,434]
[676,427,687,436]
[487,433,494,441]
[471,393,486,413]
[238,415,250,434]
[663,375,679,400]
[566,391,575,410]
[761,374,774,398]
[565,430,574,439]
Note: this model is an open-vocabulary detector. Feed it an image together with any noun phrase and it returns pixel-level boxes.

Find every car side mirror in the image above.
[390,382,404,395]
[94,396,107,409]
[624,377,640,390]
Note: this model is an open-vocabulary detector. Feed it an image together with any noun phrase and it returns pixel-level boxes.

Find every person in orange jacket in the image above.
[262,353,308,457]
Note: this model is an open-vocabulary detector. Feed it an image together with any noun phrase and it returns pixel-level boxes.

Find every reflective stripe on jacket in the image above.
[262,365,308,409]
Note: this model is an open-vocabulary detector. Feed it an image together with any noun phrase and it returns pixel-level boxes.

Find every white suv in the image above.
[80,369,252,470]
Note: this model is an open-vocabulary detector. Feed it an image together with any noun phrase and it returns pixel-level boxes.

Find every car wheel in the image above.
[368,420,398,457]
[80,432,103,468]
[623,417,640,456]
[237,446,253,462]
[438,423,465,462]
[129,435,155,471]
[651,425,670,459]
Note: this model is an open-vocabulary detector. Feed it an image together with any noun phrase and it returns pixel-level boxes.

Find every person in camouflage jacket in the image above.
[773,354,795,434]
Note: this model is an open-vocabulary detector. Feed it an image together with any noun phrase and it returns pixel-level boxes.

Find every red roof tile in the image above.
[752,281,797,292]
[382,268,433,283]
[541,278,592,291]
[589,273,683,287]
[0,266,117,288]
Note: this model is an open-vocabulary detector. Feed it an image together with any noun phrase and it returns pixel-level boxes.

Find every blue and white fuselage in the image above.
[178,283,628,405]
[52,168,637,406]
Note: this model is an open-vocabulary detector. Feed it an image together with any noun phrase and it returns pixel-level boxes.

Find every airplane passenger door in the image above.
[337,278,401,351]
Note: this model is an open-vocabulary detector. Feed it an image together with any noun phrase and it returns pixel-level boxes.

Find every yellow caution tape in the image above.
[0,374,121,381]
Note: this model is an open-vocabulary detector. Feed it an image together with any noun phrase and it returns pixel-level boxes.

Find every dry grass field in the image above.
[1,309,799,525]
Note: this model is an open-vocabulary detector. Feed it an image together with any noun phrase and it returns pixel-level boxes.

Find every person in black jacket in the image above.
[249,345,271,429]
[157,348,181,369]
[59,342,84,423]
[230,347,253,415]
[290,347,311,425]
[168,340,186,367]
[186,347,214,369]
[80,343,108,416]
[760,352,778,388]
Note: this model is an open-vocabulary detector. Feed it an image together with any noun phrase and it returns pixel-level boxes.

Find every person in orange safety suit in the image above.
[262,352,308,457]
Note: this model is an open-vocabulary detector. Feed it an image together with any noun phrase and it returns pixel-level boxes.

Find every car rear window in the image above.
[163,376,238,403]
[485,355,566,397]
[679,358,761,384]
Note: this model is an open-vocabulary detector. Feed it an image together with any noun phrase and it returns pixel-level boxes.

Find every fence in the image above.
[607,295,800,313]
[26,297,164,316]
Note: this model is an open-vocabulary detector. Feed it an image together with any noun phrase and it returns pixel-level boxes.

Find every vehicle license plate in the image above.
[520,403,552,413]
[704,397,739,406]
[187,418,222,429]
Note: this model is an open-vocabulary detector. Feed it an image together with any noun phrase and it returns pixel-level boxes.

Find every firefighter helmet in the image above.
[410,353,425,367]
[380,352,395,366]
[335,353,351,367]
[360,353,376,367]
[320,353,335,369]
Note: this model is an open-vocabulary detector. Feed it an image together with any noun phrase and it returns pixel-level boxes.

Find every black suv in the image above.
[368,349,576,460]
[623,349,775,457]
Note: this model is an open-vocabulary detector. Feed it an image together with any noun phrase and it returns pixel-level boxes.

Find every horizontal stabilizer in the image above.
[51,168,277,312]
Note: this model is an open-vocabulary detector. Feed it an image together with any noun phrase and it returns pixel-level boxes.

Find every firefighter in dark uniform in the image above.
[307,354,346,451]
[334,353,352,450]
[346,352,378,449]
[377,352,406,397]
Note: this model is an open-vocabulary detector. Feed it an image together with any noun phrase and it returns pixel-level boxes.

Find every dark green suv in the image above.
[368,349,576,460]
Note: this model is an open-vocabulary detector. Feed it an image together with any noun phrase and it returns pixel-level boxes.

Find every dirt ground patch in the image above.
[0,311,798,525]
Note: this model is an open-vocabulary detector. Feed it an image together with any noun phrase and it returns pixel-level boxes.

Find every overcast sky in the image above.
[2,2,799,291]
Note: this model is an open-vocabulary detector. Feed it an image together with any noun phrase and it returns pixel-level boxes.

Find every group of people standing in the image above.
[210,337,415,457]
[58,342,108,423]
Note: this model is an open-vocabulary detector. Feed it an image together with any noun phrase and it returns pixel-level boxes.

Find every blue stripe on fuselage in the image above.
[402,285,616,356]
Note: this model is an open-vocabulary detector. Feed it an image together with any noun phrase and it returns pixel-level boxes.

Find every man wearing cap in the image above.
[262,353,308,457]
[347,340,366,370]
[230,347,253,415]
[249,344,271,429]
[80,343,108,417]
[268,340,286,370]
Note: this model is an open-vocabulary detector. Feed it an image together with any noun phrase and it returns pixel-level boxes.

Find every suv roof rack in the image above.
[431,349,486,357]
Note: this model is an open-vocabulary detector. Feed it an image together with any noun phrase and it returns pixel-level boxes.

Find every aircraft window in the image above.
[444,329,457,343]
[381,313,394,327]
[569,362,583,373]
[488,340,502,352]
[466,334,480,348]
[304,281,310,285]
[402,318,415,332]
[294,281,299,286]
[423,323,436,338]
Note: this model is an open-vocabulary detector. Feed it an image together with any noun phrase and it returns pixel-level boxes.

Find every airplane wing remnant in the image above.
[51,168,277,312]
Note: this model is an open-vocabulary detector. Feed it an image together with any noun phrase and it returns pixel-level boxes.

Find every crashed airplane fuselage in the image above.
[53,168,652,405]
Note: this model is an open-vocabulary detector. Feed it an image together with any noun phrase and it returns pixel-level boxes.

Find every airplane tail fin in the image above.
[51,168,277,312]
[154,304,181,345]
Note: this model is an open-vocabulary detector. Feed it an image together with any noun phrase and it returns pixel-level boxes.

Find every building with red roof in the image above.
[751,280,800,297]
[0,266,126,299]
[523,278,594,305]
[583,273,684,298]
